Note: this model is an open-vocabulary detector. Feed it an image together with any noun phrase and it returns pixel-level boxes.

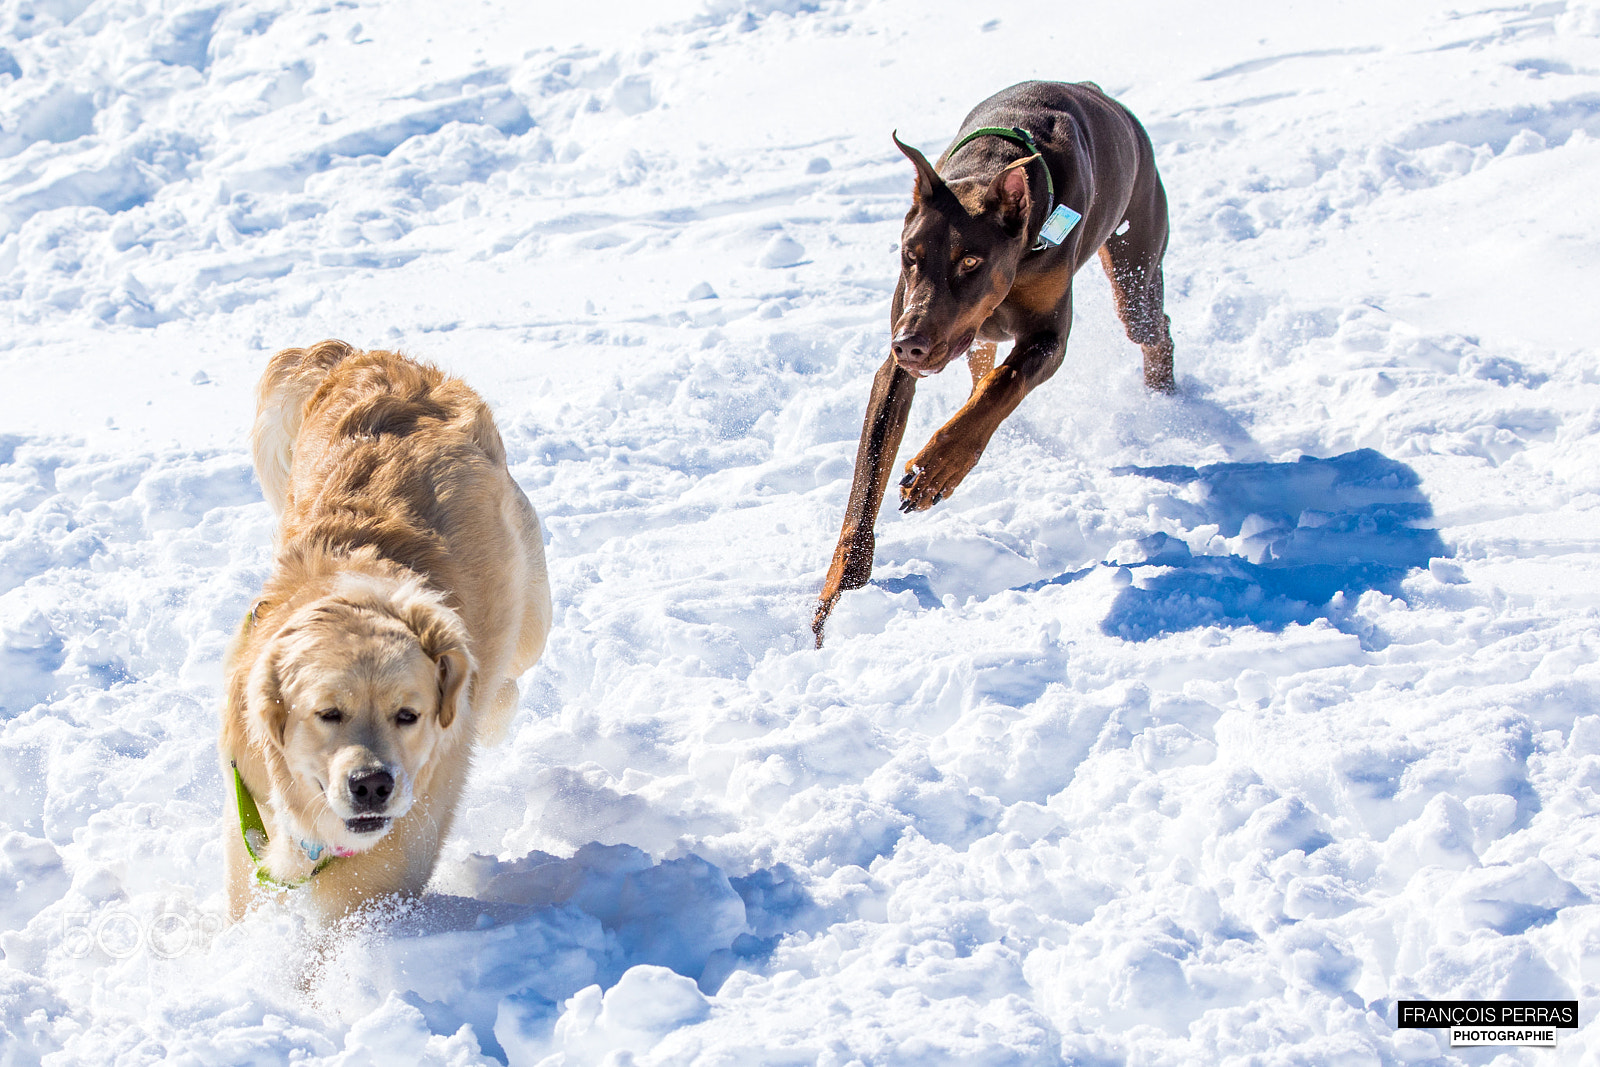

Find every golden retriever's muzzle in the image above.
[345,767,395,834]
[323,742,413,840]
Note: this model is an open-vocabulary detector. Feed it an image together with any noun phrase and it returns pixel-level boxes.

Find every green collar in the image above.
[947,125,1056,250]
[232,761,335,888]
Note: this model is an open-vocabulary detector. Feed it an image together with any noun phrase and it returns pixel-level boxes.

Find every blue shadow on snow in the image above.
[872,572,942,609]
[361,843,825,1063]
[1099,449,1448,640]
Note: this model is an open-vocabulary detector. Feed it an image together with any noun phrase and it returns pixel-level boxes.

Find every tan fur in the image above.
[967,343,996,394]
[221,341,552,922]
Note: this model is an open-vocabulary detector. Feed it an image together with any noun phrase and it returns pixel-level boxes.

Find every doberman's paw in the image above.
[810,598,835,648]
[898,440,980,512]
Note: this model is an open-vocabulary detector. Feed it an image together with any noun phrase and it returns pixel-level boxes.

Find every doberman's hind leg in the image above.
[1099,241,1174,393]
[967,342,996,396]
[1098,180,1176,393]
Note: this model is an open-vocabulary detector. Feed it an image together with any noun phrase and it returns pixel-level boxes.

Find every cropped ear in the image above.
[986,155,1034,235]
[246,650,290,749]
[893,130,944,206]
[400,596,475,729]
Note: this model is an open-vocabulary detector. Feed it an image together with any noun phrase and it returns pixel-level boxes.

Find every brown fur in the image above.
[813,81,1176,646]
[220,341,552,922]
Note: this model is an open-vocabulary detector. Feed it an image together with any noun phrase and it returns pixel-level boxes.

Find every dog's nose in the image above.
[892,332,932,365]
[348,769,394,812]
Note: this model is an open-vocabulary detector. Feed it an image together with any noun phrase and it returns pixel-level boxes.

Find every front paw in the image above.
[898,439,980,512]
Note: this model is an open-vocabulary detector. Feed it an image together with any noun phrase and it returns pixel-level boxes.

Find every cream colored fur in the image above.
[220,340,552,922]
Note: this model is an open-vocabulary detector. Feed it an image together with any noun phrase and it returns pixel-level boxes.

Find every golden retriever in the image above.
[219,340,551,921]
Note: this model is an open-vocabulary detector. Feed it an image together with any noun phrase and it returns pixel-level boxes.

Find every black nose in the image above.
[892,332,932,363]
[348,769,394,812]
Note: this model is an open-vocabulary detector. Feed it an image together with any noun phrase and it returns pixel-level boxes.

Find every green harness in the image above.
[232,761,335,888]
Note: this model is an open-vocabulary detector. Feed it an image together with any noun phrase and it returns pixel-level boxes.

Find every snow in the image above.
[2,0,1599,1063]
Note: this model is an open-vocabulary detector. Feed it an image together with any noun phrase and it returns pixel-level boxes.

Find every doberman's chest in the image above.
[979,257,1075,340]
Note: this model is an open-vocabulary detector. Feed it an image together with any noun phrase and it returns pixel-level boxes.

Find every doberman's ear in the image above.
[892,130,943,205]
[986,155,1034,235]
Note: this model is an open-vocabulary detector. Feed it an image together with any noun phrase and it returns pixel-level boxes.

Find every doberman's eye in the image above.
[395,707,419,726]
[959,255,982,273]
[317,708,344,724]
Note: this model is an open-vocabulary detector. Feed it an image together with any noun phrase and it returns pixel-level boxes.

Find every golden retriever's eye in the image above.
[317,708,344,724]
[395,708,419,726]
[959,255,982,273]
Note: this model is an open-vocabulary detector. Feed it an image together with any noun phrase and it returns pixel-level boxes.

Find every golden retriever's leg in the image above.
[512,492,553,671]
[484,678,521,743]
[967,343,996,396]
[223,823,253,923]
[297,928,339,1000]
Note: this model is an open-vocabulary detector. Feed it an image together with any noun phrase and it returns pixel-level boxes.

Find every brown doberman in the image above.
[813,80,1175,647]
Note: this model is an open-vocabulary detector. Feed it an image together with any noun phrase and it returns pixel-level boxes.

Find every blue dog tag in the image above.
[1036,204,1082,247]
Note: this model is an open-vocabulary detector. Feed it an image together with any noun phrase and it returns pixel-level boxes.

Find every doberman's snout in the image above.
[892,332,933,370]
[348,768,394,813]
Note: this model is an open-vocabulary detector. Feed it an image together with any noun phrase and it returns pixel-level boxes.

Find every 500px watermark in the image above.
[60,902,227,960]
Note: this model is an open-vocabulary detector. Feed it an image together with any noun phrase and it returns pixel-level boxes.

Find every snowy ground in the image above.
[3,0,1600,1063]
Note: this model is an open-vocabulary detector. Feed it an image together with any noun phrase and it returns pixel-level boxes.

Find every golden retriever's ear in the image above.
[246,651,290,748]
[400,595,475,728]
[435,649,470,729]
